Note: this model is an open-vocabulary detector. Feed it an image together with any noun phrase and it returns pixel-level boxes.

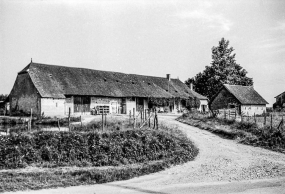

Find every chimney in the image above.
[190,83,193,91]
[166,74,171,81]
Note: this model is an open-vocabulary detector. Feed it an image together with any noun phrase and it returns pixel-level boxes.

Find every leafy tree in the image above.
[185,38,253,99]
[0,94,8,101]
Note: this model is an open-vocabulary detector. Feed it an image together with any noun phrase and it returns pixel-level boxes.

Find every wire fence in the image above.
[212,109,285,129]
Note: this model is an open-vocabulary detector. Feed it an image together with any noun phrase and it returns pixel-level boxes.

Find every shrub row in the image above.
[0,129,198,169]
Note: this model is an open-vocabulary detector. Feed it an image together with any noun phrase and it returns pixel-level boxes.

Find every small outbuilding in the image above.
[210,84,268,116]
[274,91,285,109]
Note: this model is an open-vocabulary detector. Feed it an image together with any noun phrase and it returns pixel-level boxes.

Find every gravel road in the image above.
[7,115,285,194]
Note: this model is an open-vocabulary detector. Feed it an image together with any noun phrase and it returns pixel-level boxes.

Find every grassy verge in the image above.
[0,161,174,192]
[0,124,198,192]
[177,113,285,154]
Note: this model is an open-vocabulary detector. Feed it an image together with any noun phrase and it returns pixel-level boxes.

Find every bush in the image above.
[0,129,198,169]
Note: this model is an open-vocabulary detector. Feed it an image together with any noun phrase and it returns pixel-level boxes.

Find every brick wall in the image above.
[9,73,40,115]
[211,88,240,110]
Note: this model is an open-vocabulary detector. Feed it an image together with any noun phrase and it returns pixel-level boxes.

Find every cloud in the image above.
[176,9,232,32]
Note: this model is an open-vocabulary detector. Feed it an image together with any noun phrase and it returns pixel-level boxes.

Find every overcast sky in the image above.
[0,0,284,106]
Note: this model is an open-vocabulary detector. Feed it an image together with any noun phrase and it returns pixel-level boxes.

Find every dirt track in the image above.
[7,115,285,194]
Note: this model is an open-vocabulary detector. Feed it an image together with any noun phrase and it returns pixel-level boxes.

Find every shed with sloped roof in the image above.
[210,84,268,116]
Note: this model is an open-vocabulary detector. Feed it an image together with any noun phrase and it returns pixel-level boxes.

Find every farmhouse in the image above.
[210,84,268,116]
[8,62,208,117]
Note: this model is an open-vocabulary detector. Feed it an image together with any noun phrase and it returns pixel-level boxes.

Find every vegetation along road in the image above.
[7,115,285,194]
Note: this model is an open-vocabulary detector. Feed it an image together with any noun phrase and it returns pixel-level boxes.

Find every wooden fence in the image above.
[213,109,285,130]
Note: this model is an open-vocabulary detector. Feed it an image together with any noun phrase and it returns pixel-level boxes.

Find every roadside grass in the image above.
[0,161,172,192]
[0,122,198,192]
[177,112,285,154]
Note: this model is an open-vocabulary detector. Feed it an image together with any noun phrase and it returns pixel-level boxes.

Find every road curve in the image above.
[6,115,285,194]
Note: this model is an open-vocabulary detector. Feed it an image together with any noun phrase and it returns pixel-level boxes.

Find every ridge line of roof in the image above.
[30,62,178,81]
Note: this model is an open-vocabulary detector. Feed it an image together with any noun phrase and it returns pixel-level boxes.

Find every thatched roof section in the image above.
[223,84,268,105]
[19,62,207,100]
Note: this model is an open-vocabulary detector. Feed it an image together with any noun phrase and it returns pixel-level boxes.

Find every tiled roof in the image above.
[223,84,268,105]
[18,62,208,100]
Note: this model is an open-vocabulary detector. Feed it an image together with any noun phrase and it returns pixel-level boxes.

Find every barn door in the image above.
[74,96,90,113]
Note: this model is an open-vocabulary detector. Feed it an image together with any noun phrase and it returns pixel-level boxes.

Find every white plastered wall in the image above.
[241,105,266,116]
[41,98,65,117]
[126,98,136,115]
[198,99,209,112]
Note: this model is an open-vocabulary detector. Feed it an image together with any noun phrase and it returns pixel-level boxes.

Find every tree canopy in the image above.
[0,94,8,102]
[185,38,253,100]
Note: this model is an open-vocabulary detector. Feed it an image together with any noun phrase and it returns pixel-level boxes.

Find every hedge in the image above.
[0,129,198,169]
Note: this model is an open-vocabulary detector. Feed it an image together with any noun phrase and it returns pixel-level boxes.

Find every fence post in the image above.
[153,109,158,130]
[228,109,230,120]
[80,115,82,128]
[224,108,226,120]
[129,110,131,125]
[30,108,33,131]
[148,109,151,128]
[133,108,136,129]
[254,113,256,124]
[264,111,266,126]
[102,108,104,131]
[105,111,107,127]
[271,114,273,129]
[247,112,249,122]
[57,118,60,131]
[156,111,158,130]
[68,107,71,131]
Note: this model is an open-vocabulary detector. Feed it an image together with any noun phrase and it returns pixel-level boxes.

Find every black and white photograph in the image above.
[0,0,285,193]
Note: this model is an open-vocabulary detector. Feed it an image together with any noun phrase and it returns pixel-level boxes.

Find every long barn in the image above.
[9,62,208,117]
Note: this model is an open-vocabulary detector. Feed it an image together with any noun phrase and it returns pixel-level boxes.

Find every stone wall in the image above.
[9,73,40,115]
